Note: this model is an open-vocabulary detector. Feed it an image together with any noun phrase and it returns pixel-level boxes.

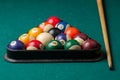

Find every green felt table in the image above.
[0,0,120,80]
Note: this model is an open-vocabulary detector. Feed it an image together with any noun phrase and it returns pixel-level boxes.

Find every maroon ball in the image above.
[82,39,100,50]
[74,33,88,40]
[74,33,88,45]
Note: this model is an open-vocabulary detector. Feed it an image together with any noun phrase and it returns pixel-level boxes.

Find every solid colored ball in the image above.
[48,28,62,37]
[26,40,44,50]
[74,33,88,45]
[36,32,54,46]
[46,16,61,27]
[28,27,43,38]
[64,27,80,39]
[46,40,63,50]
[38,22,53,32]
[18,33,35,46]
[55,33,71,45]
[82,39,100,50]
[64,40,81,50]
[8,40,25,50]
[55,21,71,32]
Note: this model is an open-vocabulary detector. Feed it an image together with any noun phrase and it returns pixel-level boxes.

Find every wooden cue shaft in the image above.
[97,0,113,69]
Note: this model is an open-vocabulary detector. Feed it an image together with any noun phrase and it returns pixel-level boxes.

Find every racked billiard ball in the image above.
[82,39,100,50]
[64,40,81,50]
[18,33,35,46]
[64,27,80,39]
[46,40,63,50]
[36,32,54,46]
[8,40,25,50]
[48,28,62,37]
[26,40,44,50]
[46,16,61,27]
[74,33,88,45]
[38,22,53,32]
[28,27,43,39]
[55,33,71,45]
[55,21,71,32]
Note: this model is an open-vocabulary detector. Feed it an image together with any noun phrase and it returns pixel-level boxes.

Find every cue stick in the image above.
[96,0,113,70]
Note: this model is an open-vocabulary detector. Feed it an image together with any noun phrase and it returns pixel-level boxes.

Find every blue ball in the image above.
[8,40,25,50]
[55,33,71,45]
[55,21,71,32]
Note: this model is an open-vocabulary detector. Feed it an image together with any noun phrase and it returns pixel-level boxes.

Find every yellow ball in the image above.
[28,27,43,39]
[18,33,35,45]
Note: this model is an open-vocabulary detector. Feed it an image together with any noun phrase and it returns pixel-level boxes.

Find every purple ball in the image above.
[8,40,25,50]
[55,33,71,45]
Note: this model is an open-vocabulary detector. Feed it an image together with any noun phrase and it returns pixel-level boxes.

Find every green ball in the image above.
[46,40,63,50]
[64,40,81,50]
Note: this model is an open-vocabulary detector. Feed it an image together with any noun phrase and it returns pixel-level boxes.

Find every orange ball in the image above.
[38,22,53,32]
[64,27,80,39]
[18,33,35,46]
[28,27,43,38]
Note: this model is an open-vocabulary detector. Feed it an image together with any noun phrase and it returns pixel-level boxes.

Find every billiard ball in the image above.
[55,33,71,45]
[64,40,81,50]
[46,40,63,50]
[8,40,25,50]
[38,22,54,32]
[18,33,35,46]
[82,39,100,50]
[36,32,54,46]
[48,28,62,37]
[28,27,43,39]
[64,27,80,39]
[55,21,71,32]
[26,40,44,50]
[46,16,61,27]
[74,33,88,45]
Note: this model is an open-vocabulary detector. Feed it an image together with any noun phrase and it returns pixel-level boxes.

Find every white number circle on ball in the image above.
[58,24,64,30]
[11,41,17,46]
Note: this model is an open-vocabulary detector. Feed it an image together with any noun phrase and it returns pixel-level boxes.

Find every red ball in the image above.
[64,27,80,39]
[46,16,61,27]
[26,40,44,50]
